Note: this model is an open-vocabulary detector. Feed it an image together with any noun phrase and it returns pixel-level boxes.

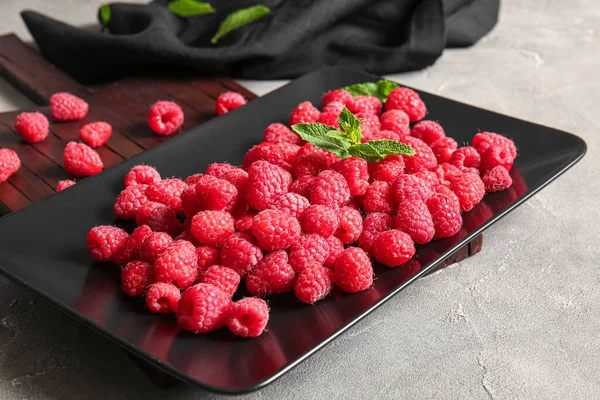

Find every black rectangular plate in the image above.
[0,67,586,394]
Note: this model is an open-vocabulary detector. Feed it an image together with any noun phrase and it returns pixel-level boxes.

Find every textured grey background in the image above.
[0,0,599,399]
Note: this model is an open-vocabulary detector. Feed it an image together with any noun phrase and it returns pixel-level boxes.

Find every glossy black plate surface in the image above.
[0,67,586,394]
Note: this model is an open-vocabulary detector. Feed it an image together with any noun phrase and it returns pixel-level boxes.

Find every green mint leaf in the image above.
[348,143,384,163]
[376,79,399,99]
[168,0,215,17]
[337,107,363,144]
[326,130,351,142]
[367,140,415,156]
[99,4,111,29]
[341,80,399,102]
[291,123,350,158]
[211,5,270,43]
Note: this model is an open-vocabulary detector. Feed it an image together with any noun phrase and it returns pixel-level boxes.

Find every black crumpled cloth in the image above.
[21,0,499,84]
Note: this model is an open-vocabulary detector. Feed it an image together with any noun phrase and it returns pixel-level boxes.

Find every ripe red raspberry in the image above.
[175,230,199,245]
[216,91,246,115]
[219,234,263,277]
[292,152,328,178]
[450,146,481,169]
[79,121,112,148]
[395,199,434,244]
[145,282,180,313]
[140,231,173,263]
[15,112,48,143]
[289,175,316,198]
[223,168,249,192]
[437,162,463,184]
[183,173,203,186]
[373,230,415,267]
[334,247,373,293]
[145,178,187,213]
[87,225,128,262]
[124,165,161,187]
[288,233,330,273]
[226,298,269,338]
[114,184,149,220]
[191,174,238,212]
[246,251,296,296]
[385,87,426,122]
[482,166,512,192]
[270,192,310,222]
[246,161,292,210]
[154,240,198,289]
[191,210,235,247]
[331,157,369,196]
[431,137,458,164]
[472,131,517,159]
[369,159,405,183]
[363,181,395,214]
[196,245,220,274]
[56,179,76,192]
[63,141,103,177]
[462,166,480,176]
[49,92,88,121]
[426,191,462,238]
[411,121,445,145]
[296,143,339,166]
[121,260,153,297]
[148,101,184,135]
[346,96,382,115]
[294,264,335,304]
[263,123,301,145]
[310,170,350,208]
[322,100,345,115]
[335,206,363,245]
[177,283,232,333]
[323,236,344,269]
[232,211,254,232]
[251,209,301,251]
[322,89,352,108]
[372,130,402,141]
[450,172,485,211]
[302,205,340,237]
[289,101,321,125]
[392,174,434,204]
[400,136,437,173]
[358,213,393,254]
[317,112,340,128]
[242,142,299,172]
[357,113,381,138]
[205,162,236,178]
[414,169,440,187]
[135,202,181,236]
[480,145,515,173]
[112,225,153,266]
[379,110,410,136]
[200,265,240,297]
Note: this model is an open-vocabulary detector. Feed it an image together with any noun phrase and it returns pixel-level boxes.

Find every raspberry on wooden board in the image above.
[216,92,246,115]
[50,92,88,121]
[147,101,184,135]
[15,112,48,143]
[0,149,21,182]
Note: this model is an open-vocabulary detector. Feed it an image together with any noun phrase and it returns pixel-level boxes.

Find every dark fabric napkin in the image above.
[21,0,499,84]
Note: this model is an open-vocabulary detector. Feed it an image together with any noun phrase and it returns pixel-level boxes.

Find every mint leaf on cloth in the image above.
[342,80,399,102]
[292,123,351,158]
[99,4,111,29]
[211,5,270,43]
[368,140,415,157]
[337,107,364,143]
[168,0,215,17]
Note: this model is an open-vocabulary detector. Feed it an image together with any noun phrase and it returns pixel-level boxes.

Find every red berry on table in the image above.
[413,169,440,186]
[395,198,435,245]
[251,209,301,252]
[346,95,382,115]
[50,92,88,121]
[335,206,363,245]
[369,158,405,183]
[392,174,434,204]
[296,143,339,166]
[216,91,246,115]
[226,297,269,338]
[113,184,149,220]
[482,166,513,193]
[154,240,199,289]
[302,205,340,238]
[112,225,153,267]
[196,245,220,274]
[246,160,292,211]
[269,192,310,222]
[263,123,301,145]
[147,101,184,135]
[56,179,76,192]
[379,109,410,136]
[193,174,239,212]
[191,210,235,248]
[177,283,232,333]
[357,113,381,139]
[63,141,103,177]
[146,178,187,213]
[200,265,240,298]
[205,162,236,178]
[450,172,485,211]
[146,282,181,314]
[310,170,351,208]
[373,229,415,267]
[79,121,112,148]
[15,112,49,143]
[400,136,437,173]
[86,225,128,262]
[295,264,335,304]
[430,137,458,164]
[234,212,256,233]
[124,165,161,187]
[362,181,395,214]
[246,250,296,297]
[289,175,316,198]
[426,191,462,239]
[480,145,515,173]
[450,146,481,169]
[472,131,517,159]
[288,233,331,273]
[385,87,426,122]
[372,130,402,141]
[242,142,299,172]
[411,120,445,145]
[289,101,321,126]
[321,89,352,108]
[135,202,182,236]
[331,157,369,197]
[323,236,344,269]
[322,100,345,115]
[317,112,340,128]
[292,152,329,178]
[140,231,173,263]
[121,260,154,297]
[219,234,263,277]
[358,213,394,255]
[334,247,373,293]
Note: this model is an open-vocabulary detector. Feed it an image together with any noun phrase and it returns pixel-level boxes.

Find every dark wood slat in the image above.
[0,181,31,214]
[7,161,55,202]
[0,34,90,104]
[189,79,235,100]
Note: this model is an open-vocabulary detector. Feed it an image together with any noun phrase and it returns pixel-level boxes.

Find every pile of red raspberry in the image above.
[85,86,516,338]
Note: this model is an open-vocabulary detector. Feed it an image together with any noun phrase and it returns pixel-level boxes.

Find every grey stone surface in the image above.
[0,0,599,399]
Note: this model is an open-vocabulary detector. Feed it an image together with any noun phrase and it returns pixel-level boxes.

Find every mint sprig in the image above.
[342,80,399,102]
[211,5,270,43]
[292,106,414,163]
[168,0,215,17]
[99,4,111,32]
